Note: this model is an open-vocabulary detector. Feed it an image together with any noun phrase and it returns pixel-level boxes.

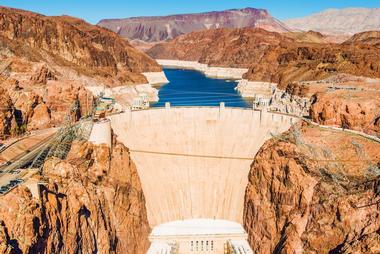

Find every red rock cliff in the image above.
[0,87,18,139]
[0,6,161,84]
[244,122,380,253]
[310,90,380,138]
[0,135,150,253]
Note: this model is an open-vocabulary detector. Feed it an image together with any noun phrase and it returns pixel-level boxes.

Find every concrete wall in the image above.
[23,178,41,199]
[109,107,296,227]
[88,119,112,147]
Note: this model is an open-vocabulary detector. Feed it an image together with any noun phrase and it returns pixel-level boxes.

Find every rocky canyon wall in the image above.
[0,135,150,254]
[244,122,380,253]
[148,28,380,88]
[0,6,166,140]
[0,6,161,85]
[310,90,380,138]
[0,87,18,139]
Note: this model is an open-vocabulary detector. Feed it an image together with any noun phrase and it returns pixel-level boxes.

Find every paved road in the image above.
[0,129,57,190]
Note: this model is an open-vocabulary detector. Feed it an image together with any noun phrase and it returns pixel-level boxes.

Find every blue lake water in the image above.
[152,68,249,108]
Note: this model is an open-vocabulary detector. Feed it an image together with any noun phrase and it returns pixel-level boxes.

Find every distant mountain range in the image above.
[285,8,380,35]
[98,7,380,42]
[97,8,292,42]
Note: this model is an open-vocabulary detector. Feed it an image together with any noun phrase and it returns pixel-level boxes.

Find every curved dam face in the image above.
[109,107,296,227]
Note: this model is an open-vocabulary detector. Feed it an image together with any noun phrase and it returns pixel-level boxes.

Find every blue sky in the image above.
[1,0,379,24]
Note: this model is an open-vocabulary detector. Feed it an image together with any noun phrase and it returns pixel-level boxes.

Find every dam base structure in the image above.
[108,106,296,253]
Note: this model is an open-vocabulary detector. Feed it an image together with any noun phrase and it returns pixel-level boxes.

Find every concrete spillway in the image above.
[109,107,296,228]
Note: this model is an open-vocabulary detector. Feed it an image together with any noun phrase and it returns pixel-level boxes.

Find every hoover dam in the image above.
[107,105,297,253]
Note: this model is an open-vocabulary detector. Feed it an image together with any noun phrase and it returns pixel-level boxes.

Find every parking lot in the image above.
[0,177,24,195]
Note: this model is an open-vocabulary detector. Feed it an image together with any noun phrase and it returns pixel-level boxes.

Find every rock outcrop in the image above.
[283,30,348,44]
[0,87,17,139]
[0,135,150,254]
[343,31,380,48]
[98,7,292,43]
[26,103,51,131]
[244,122,380,253]
[30,65,56,85]
[310,90,380,137]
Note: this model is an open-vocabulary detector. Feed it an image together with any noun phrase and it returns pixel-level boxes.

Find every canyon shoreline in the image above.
[156,59,248,80]
[235,79,277,98]
[85,71,169,109]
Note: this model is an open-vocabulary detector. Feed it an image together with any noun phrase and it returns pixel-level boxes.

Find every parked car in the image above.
[10,179,23,185]
[0,161,11,167]
[9,169,20,174]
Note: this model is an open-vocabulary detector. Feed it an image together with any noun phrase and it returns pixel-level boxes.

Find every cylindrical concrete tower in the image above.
[88,118,112,147]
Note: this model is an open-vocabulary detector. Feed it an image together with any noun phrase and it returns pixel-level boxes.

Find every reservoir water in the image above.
[152,68,249,108]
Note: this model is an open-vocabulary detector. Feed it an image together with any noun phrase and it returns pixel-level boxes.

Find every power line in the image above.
[129,149,255,161]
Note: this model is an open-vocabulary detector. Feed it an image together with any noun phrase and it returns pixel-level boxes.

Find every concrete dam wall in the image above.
[109,107,296,227]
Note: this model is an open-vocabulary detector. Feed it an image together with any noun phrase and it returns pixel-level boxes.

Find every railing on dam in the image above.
[119,103,299,124]
[107,102,380,145]
[125,102,380,144]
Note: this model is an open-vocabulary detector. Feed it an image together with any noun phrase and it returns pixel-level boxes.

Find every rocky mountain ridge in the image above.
[98,7,292,42]
[284,8,380,35]
[0,6,161,85]
[148,28,380,86]
[343,31,380,48]
[147,28,294,68]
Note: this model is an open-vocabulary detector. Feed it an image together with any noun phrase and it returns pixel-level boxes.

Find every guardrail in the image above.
[119,104,380,144]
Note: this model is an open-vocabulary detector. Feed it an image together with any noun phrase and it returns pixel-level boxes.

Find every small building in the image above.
[258,97,271,107]
[131,93,150,110]
[252,94,271,109]
[95,96,116,117]
[148,219,253,254]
